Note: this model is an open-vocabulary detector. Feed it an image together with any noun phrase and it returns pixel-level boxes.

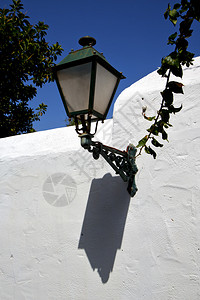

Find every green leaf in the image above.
[161,109,170,123]
[144,115,156,121]
[167,81,184,93]
[145,145,150,154]
[156,120,164,134]
[0,0,63,138]
[179,50,194,67]
[151,138,163,148]
[167,32,177,45]
[157,65,168,77]
[171,19,178,25]
[169,8,179,25]
[176,37,188,52]
[145,146,157,159]
[174,105,183,113]
[162,89,173,106]
[162,52,179,68]
[149,146,157,159]
[161,52,183,78]
[170,65,183,78]
[169,104,183,114]
[169,32,178,40]
[136,136,148,148]
[147,125,159,136]
[162,129,168,140]
[164,4,171,19]
[180,19,193,36]
[173,3,181,9]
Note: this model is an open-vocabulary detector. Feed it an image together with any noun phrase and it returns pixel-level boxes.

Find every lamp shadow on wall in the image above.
[78,173,130,284]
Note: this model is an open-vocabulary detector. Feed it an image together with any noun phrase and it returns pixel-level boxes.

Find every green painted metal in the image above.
[89,60,97,111]
[53,37,125,123]
[126,145,138,197]
[53,38,138,196]
[79,134,138,197]
[57,46,108,67]
[79,36,96,47]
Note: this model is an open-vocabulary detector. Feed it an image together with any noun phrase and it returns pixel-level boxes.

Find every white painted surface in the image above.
[0,57,200,299]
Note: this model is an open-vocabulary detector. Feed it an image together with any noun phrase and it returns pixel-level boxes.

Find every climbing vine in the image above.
[136,0,200,158]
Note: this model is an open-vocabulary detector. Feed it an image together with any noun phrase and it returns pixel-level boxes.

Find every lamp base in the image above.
[79,133,94,149]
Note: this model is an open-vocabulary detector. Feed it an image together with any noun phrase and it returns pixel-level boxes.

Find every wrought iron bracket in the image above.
[80,134,138,197]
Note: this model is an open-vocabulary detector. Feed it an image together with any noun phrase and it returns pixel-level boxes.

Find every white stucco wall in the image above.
[0,57,200,300]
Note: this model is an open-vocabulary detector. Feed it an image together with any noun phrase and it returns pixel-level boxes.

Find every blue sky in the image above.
[2,0,200,132]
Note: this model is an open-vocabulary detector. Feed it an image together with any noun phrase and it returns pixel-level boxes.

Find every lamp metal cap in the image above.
[79,36,96,47]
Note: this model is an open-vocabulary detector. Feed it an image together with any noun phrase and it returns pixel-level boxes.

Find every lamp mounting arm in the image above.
[80,134,138,197]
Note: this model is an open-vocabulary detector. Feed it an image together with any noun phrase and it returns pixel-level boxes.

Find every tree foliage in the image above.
[136,0,200,158]
[0,0,63,138]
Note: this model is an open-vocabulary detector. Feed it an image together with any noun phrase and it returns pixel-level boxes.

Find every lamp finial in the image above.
[79,36,96,47]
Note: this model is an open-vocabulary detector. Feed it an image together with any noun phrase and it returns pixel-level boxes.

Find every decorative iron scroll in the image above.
[80,134,138,197]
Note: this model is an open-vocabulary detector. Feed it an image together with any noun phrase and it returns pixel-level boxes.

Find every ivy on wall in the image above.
[136,0,200,158]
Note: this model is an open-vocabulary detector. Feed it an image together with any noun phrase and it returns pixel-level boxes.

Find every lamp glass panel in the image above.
[57,62,92,113]
[93,63,118,115]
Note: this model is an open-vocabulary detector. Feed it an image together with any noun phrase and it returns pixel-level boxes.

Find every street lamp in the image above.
[53,36,138,196]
